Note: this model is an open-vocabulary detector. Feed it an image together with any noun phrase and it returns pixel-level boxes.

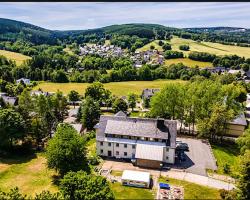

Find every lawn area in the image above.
[110,170,123,177]
[0,50,31,66]
[0,153,58,197]
[165,58,213,68]
[137,40,163,52]
[63,47,75,55]
[111,182,155,199]
[34,79,185,96]
[170,36,250,58]
[211,143,240,176]
[86,137,97,157]
[158,177,220,199]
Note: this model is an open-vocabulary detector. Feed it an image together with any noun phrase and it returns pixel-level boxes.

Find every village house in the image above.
[16,78,30,85]
[95,112,177,169]
[141,88,160,100]
[226,113,247,137]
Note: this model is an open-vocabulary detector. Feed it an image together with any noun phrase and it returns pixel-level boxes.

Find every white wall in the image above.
[96,141,136,159]
[97,140,175,164]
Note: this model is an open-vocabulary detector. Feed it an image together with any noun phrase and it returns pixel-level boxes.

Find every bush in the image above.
[223,163,230,174]
[189,51,216,62]
[162,43,172,51]
[179,44,190,51]
[164,50,184,59]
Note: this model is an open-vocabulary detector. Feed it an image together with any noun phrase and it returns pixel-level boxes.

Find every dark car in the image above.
[176,142,189,151]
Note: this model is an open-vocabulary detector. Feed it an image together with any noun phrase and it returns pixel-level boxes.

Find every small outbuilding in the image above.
[121,170,150,188]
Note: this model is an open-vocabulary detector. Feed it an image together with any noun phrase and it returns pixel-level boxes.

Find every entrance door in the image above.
[108,150,112,157]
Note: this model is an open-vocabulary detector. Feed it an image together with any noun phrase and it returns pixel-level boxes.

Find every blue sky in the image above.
[0,2,250,30]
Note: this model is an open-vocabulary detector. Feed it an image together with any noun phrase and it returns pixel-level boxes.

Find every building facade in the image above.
[95,112,177,168]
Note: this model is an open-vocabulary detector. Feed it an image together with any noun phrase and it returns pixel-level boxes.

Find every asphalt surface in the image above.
[175,138,217,176]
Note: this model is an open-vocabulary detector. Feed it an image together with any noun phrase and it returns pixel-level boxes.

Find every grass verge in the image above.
[158,176,220,199]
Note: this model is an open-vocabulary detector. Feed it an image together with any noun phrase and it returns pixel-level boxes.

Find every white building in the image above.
[121,170,150,188]
[16,78,30,85]
[95,112,177,169]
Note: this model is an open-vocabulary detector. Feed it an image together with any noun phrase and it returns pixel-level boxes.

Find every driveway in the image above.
[174,137,217,176]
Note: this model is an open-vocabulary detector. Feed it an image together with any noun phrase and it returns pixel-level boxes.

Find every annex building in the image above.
[95,111,177,169]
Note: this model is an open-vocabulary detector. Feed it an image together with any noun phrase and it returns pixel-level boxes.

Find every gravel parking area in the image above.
[175,137,217,176]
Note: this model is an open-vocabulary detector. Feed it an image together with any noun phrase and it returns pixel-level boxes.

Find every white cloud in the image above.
[0,2,249,30]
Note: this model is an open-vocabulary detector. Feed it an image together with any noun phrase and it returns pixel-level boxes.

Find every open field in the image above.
[63,47,74,55]
[158,177,220,199]
[170,36,250,58]
[212,143,240,176]
[0,153,58,197]
[34,80,185,96]
[138,36,250,58]
[111,182,155,199]
[137,40,163,52]
[0,50,31,66]
[165,58,212,68]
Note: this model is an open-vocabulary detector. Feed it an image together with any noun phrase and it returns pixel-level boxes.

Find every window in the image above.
[124,152,127,156]
[162,139,166,143]
[100,149,103,153]
[116,143,119,147]
[166,156,169,160]
[108,142,111,147]
[124,144,127,148]
[166,148,169,152]
[100,142,103,146]
[132,145,136,149]
[116,151,119,155]
[145,137,149,141]
[155,139,158,142]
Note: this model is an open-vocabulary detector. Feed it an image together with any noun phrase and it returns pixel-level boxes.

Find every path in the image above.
[161,170,235,190]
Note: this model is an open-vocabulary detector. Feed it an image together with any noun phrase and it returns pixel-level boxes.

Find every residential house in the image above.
[16,78,30,85]
[141,88,160,100]
[226,113,247,137]
[95,112,177,169]
[2,96,17,106]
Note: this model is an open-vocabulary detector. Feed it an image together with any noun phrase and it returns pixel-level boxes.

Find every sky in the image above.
[0,2,250,30]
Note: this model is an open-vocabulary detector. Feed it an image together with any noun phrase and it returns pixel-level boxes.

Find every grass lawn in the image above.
[158,177,220,199]
[34,79,185,97]
[165,58,213,68]
[110,170,123,177]
[63,47,75,55]
[137,40,163,52]
[0,153,58,197]
[86,137,97,157]
[0,50,31,66]
[170,36,250,58]
[111,182,155,199]
[211,143,240,176]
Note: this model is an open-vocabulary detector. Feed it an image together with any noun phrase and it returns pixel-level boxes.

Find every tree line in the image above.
[148,76,246,141]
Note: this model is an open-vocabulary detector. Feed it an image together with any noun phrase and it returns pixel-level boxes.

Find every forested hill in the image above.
[1,18,250,46]
[0,18,58,45]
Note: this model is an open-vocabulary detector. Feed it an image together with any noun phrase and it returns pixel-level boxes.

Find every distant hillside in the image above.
[184,27,249,33]
[183,27,250,45]
[0,18,57,45]
[1,18,250,47]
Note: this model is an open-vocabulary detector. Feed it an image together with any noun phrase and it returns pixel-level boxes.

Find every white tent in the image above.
[121,170,150,188]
